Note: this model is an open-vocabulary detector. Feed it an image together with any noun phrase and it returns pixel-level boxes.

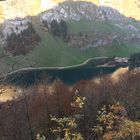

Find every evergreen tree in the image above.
[50,20,60,36]
[60,20,68,39]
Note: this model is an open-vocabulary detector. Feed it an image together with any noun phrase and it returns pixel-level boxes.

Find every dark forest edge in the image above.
[0,53,140,85]
[0,56,129,85]
[0,68,140,140]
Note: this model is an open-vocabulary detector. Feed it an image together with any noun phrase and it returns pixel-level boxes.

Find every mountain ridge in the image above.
[0,0,140,22]
[0,0,140,75]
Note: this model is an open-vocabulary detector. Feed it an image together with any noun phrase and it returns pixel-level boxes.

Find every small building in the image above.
[115,57,129,65]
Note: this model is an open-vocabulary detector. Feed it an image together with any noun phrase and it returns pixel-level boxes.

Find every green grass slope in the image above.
[0,16,140,74]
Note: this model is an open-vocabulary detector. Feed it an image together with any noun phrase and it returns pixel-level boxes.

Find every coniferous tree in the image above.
[60,20,68,39]
[50,20,60,36]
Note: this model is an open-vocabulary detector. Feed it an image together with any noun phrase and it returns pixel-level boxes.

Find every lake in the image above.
[0,57,122,85]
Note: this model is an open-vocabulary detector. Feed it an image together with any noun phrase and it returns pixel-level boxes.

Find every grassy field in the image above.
[67,20,120,33]
[0,17,140,75]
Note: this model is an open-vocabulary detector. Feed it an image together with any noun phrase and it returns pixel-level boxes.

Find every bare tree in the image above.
[22,87,33,140]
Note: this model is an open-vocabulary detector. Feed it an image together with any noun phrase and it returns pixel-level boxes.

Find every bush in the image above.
[49,20,68,40]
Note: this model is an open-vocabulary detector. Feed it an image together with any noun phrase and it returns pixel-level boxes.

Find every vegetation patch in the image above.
[43,19,68,41]
[4,23,41,56]
[0,17,140,75]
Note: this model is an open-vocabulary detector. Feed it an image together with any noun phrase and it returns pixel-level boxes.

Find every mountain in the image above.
[1,0,140,21]
[0,2,140,139]
[0,0,140,75]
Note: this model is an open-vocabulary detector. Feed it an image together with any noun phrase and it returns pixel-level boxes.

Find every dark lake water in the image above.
[0,57,127,85]
[1,65,118,85]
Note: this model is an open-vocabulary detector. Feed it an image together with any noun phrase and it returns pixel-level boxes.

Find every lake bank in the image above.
[0,57,129,85]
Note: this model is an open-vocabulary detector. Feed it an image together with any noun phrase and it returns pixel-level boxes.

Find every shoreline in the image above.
[0,56,130,85]
[0,56,109,78]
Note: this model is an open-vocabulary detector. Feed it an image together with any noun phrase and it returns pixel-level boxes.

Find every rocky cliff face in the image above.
[0,0,140,22]
[41,1,129,24]
[99,0,140,20]
[39,1,140,50]
[1,0,140,52]
[0,0,140,35]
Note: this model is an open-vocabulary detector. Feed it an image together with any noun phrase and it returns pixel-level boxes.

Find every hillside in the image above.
[1,0,140,21]
[0,69,140,139]
[0,0,140,75]
[0,1,140,139]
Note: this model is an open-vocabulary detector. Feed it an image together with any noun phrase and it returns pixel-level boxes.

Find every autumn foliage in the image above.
[0,70,140,139]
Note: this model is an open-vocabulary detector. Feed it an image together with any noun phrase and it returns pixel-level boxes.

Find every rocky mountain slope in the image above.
[0,0,140,75]
[2,1,140,48]
[40,1,140,49]
[0,0,140,38]
[1,0,140,22]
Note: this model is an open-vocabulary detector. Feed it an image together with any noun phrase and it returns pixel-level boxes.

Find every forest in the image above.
[0,69,140,140]
[5,23,41,56]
